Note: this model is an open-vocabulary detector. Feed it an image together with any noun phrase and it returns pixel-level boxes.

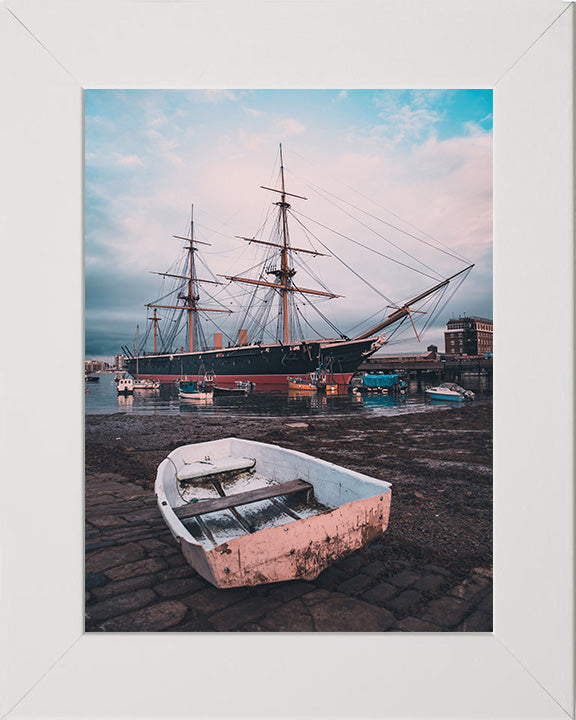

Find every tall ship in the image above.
[124,146,473,388]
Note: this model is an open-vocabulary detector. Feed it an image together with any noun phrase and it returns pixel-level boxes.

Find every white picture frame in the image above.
[0,1,573,717]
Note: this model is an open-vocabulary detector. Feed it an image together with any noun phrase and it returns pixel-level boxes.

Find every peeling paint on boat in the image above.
[156,437,392,588]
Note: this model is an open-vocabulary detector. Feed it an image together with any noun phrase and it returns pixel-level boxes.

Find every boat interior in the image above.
[157,438,390,550]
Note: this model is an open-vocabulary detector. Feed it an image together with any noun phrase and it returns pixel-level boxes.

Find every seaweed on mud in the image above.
[85,404,493,575]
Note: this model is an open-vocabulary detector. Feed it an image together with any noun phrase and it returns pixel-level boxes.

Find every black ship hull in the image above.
[126,336,383,388]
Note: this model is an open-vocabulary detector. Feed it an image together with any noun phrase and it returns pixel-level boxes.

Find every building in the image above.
[85,359,110,373]
[444,316,493,356]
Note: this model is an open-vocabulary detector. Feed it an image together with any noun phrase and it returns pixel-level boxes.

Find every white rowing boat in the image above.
[155,437,392,588]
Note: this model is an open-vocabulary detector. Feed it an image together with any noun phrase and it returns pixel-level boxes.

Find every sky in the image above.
[85,89,493,360]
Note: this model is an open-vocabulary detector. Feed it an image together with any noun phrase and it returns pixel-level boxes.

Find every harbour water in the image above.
[85,372,491,418]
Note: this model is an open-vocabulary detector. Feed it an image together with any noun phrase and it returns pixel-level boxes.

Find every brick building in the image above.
[444,316,493,356]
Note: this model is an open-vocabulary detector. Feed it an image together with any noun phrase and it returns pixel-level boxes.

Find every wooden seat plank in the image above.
[174,479,313,520]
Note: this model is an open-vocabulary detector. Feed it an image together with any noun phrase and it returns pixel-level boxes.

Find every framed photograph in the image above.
[1,1,573,718]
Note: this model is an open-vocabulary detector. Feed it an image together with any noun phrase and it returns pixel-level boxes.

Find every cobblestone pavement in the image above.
[85,472,492,632]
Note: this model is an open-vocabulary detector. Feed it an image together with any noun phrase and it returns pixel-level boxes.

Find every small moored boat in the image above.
[287,376,317,392]
[133,378,160,390]
[155,438,392,588]
[132,325,160,391]
[211,380,254,395]
[313,364,339,394]
[178,379,213,399]
[426,382,475,402]
[287,366,338,393]
[114,373,135,394]
[354,373,405,394]
[212,386,247,395]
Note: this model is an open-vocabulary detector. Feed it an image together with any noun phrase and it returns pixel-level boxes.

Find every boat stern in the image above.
[186,490,392,589]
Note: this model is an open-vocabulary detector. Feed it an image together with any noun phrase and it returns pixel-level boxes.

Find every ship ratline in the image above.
[125,145,473,388]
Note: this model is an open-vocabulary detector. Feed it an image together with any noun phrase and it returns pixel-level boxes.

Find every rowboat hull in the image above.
[155,437,392,588]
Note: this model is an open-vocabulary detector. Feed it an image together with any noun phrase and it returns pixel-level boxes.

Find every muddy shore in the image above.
[85,403,492,631]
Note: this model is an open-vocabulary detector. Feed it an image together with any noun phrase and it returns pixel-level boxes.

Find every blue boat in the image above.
[354,373,406,394]
[178,380,213,400]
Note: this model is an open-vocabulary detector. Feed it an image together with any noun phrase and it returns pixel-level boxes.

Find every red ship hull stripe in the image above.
[133,372,354,386]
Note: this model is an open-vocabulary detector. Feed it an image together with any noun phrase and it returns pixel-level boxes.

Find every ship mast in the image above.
[147,308,160,354]
[146,205,231,354]
[136,324,139,377]
[221,144,339,345]
[187,206,196,352]
[278,144,290,343]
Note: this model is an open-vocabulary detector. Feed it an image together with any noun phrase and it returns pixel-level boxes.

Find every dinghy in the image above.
[155,437,392,588]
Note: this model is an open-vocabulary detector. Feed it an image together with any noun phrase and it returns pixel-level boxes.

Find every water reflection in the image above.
[358,393,406,411]
[178,396,215,412]
[116,393,133,408]
[85,371,491,418]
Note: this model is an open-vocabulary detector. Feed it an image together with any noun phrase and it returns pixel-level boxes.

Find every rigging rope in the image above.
[293,286,349,339]
[288,210,396,305]
[286,165,472,264]
[291,208,442,283]
[292,176,447,279]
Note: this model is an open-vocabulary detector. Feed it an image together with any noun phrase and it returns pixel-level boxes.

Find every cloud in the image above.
[243,106,265,118]
[463,121,491,137]
[144,128,177,150]
[202,90,239,104]
[113,152,144,167]
[86,115,116,131]
[149,112,169,129]
[370,90,454,145]
[84,90,492,356]
[275,118,306,136]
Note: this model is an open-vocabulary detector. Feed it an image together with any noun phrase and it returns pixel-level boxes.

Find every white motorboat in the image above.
[114,373,135,394]
[426,382,475,401]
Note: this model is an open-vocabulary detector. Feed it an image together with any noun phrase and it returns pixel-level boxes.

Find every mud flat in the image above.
[85,403,492,632]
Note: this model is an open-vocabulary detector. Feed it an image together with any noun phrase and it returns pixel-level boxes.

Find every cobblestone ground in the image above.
[85,471,492,632]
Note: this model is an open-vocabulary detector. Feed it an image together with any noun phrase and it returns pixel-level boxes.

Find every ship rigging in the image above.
[126,145,473,387]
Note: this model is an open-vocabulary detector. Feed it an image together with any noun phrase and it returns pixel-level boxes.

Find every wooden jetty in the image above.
[359,353,492,383]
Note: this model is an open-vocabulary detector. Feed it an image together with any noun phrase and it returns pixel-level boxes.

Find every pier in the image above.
[359,353,492,383]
